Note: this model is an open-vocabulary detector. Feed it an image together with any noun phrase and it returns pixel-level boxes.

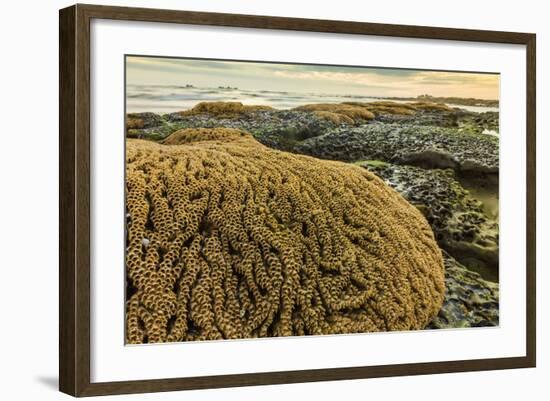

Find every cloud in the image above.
[272,69,498,97]
[126,56,499,99]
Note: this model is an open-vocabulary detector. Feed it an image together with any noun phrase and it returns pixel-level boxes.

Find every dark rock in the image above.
[429,252,499,329]
[375,109,499,136]
[396,149,458,170]
[130,109,337,147]
[375,110,459,128]
[457,111,499,135]
[361,162,498,280]
[294,123,499,175]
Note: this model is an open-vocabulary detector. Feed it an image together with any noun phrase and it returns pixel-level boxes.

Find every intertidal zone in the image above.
[125,101,500,343]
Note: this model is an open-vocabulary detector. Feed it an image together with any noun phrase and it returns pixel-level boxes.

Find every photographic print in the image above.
[124,56,499,345]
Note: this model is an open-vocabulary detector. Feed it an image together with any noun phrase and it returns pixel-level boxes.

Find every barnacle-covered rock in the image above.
[295,123,499,174]
[457,111,499,135]
[362,162,498,280]
[374,109,499,135]
[429,252,499,329]
[125,128,445,343]
[125,102,498,149]
[131,108,338,148]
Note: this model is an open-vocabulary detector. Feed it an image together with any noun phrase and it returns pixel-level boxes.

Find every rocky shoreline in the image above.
[294,123,498,174]
[360,162,498,281]
[429,252,498,329]
[126,100,500,329]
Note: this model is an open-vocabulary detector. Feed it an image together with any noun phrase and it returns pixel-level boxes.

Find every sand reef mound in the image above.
[293,103,376,125]
[179,101,273,119]
[162,127,251,145]
[125,128,445,343]
[293,101,453,125]
[343,100,453,115]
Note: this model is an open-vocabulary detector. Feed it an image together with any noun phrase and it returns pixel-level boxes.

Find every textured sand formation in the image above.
[179,101,273,118]
[125,128,445,343]
[293,103,375,125]
[293,101,453,125]
[342,101,453,115]
[162,127,250,145]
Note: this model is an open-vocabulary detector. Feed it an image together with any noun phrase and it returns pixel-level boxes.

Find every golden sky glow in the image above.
[127,56,499,100]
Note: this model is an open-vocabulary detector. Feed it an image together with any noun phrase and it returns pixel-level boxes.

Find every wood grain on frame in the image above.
[59,3,536,397]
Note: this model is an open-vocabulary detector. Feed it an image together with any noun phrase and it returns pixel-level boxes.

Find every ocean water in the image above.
[126,85,499,114]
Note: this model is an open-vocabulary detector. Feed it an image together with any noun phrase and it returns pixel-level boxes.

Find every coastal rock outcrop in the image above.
[126,102,499,153]
[362,162,498,280]
[429,252,499,329]
[126,112,164,130]
[375,109,499,135]
[294,123,499,174]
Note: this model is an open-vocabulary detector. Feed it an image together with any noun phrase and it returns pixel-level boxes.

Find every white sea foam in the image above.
[126,85,499,114]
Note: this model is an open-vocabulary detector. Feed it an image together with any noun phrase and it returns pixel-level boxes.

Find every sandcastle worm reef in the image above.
[125,100,499,344]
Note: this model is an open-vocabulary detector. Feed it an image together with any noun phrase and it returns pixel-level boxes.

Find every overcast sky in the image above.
[126,56,499,99]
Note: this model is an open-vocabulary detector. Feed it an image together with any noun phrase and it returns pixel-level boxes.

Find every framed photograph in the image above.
[59,4,536,397]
